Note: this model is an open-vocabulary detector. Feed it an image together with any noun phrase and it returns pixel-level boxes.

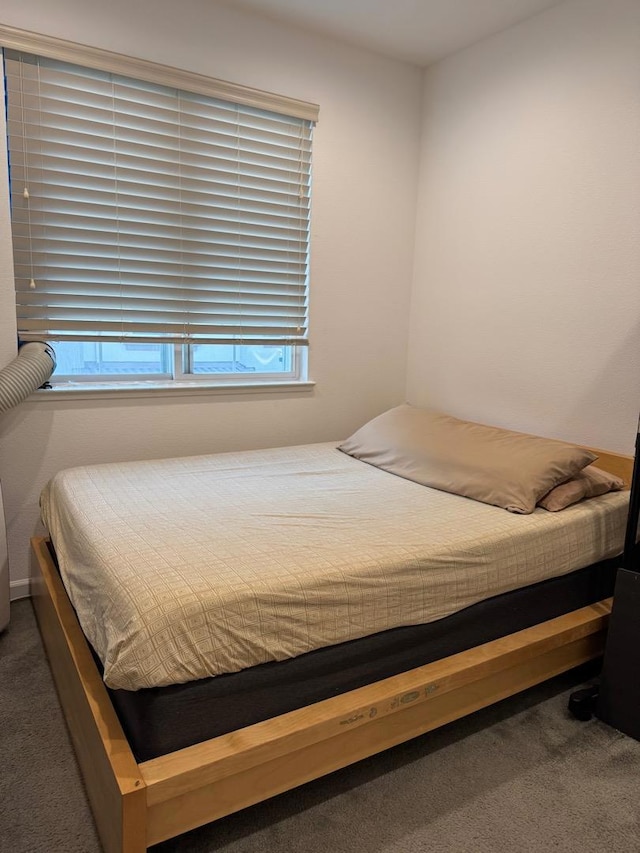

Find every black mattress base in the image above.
[106,558,618,761]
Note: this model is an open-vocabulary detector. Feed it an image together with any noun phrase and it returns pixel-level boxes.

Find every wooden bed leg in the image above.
[30,538,147,853]
[119,790,147,853]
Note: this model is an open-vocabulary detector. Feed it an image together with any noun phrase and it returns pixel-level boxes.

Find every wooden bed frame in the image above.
[29,446,633,853]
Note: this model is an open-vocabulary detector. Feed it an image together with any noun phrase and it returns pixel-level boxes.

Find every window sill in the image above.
[32,379,316,402]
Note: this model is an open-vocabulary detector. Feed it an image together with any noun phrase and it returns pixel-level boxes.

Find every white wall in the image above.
[0,0,423,595]
[407,0,640,454]
[5,0,637,596]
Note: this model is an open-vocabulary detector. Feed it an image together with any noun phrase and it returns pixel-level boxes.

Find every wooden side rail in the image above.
[140,600,610,844]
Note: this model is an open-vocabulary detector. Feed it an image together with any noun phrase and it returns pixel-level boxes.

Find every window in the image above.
[1,28,317,390]
[51,341,300,384]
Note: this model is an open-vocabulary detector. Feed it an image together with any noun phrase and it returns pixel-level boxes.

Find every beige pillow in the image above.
[338,405,597,514]
[538,465,624,511]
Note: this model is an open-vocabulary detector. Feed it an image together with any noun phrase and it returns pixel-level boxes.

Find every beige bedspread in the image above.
[40,443,628,691]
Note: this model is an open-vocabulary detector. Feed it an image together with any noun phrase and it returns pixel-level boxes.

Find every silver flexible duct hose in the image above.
[1,341,56,630]
[0,342,56,414]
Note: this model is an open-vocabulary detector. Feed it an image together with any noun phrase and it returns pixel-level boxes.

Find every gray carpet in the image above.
[2,599,639,853]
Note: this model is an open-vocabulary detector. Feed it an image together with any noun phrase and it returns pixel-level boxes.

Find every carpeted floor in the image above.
[1,598,639,853]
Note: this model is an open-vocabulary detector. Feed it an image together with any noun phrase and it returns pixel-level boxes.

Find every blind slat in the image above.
[14,269,308,289]
[12,236,309,266]
[17,290,306,309]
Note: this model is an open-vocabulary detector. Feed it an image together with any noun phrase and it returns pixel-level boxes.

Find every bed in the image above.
[29,407,634,852]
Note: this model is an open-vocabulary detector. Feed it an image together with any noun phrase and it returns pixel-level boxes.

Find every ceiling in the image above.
[223,0,564,66]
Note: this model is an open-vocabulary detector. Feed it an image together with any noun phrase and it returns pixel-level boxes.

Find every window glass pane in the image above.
[189,345,293,375]
[52,342,171,377]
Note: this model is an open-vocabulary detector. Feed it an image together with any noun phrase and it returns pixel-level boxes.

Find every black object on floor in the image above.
[580,419,640,741]
[596,568,640,741]
[568,684,599,722]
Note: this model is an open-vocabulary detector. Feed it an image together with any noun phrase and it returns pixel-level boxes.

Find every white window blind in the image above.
[4,48,314,345]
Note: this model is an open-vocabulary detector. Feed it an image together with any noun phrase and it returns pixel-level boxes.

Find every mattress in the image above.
[106,556,618,760]
[40,442,629,691]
